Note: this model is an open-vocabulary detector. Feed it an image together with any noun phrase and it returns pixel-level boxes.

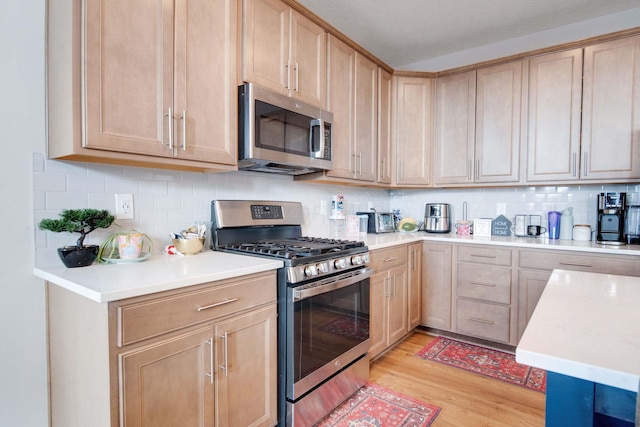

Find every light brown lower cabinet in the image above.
[47,271,278,427]
[420,242,453,330]
[369,245,409,359]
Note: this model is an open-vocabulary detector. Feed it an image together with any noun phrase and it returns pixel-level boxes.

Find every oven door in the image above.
[285,267,373,401]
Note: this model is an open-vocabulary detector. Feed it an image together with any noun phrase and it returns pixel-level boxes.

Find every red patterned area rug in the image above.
[416,337,546,393]
[315,382,440,427]
[319,316,369,341]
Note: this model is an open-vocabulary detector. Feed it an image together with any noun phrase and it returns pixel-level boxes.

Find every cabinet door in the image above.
[326,35,356,179]
[582,36,640,180]
[387,265,408,345]
[242,0,290,95]
[215,305,277,427]
[120,326,214,427]
[517,269,551,341]
[526,49,583,182]
[475,62,522,183]
[290,10,326,107]
[84,0,174,157]
[368,271,388,359]
[174,0,237,165]
[407,243,422,330]
[395,76,433,185]
[434,71,476,184]
[377,69,392,184]
[421,242,452,330]
[353,53,378,181]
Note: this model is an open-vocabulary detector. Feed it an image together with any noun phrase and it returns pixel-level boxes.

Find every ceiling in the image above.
[295,0,640,70]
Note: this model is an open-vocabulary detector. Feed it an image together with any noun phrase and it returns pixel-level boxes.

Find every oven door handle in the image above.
[292,267,374,301]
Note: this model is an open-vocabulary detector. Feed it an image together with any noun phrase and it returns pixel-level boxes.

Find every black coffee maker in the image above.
[597,192,626,245]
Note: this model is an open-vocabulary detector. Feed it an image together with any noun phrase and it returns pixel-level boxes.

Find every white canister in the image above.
[573,224,592,241]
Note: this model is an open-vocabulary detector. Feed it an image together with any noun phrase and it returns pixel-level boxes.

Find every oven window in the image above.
[255,100,312,156]
[292,280,370,383]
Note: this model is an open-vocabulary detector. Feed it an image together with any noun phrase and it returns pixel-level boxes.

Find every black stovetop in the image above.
[220,237,365,260]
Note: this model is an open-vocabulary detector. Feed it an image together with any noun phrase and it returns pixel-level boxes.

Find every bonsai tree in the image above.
[39,209,115,248]
[39,209,115,267]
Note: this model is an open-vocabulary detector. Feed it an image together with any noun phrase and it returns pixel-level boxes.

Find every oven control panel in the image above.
[251,204,284,220]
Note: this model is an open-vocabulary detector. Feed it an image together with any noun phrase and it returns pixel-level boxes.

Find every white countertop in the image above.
[34,252,283,303]
[35,232,639,304]
[360,231,640,255]
[516,269,640,392]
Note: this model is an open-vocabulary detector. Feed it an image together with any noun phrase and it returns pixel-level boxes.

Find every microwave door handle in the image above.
[309,118,324,158]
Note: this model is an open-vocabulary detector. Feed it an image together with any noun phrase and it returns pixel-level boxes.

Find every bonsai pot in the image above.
[57,245,99,268]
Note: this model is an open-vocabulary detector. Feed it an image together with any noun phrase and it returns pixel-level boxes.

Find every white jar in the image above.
[573,224,592,241]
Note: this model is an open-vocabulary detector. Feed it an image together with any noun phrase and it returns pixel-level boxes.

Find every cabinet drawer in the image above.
[458,245,512,266]
[370,246,407,271]
[456,299,510,343]
[457,263,511,304]
[519,250,640,276]
[116,272,276,347]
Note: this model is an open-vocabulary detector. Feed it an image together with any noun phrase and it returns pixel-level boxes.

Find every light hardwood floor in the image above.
[369,331,545,426]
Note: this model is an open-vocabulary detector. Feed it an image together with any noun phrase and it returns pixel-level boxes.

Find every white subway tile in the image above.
[45,192,87,210]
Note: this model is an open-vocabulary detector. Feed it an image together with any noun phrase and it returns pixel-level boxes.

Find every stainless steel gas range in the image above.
[211,200,371,427]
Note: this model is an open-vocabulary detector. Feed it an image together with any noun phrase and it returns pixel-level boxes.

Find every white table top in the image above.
[34,251,283,303]
[516,269,640,392]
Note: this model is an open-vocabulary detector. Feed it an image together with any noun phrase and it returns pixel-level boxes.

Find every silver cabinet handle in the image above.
[197,298,238,312]
[469,253,496,259]
[467,159,472,180]
[357,152,363,175]
[294,62,299,92]
[380,158,386,180]
[559,261,593,268]
[205,337,214,384]
[220,332,229,377]
[165,107,173,149]
[383,257,398,263]
[470,281,496,287]
[583,152,588,177]
[399,162,404,182]
[476,159,480,181]
[469,317,494,325]
[180,110,187,151]
[572,152,577,177]
[284,62,290,89]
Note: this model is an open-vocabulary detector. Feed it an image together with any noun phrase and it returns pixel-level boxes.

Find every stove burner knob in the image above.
[334,258,347,270]
[304,264,318,276]
[317,262,329,274]
[351,255,363,266]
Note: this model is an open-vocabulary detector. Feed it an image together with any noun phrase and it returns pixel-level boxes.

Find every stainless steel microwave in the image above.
[238,83,333,175]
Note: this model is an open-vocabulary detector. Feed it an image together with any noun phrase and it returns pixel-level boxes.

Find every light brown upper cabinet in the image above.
[526,49,583,182]
[393,76,433,186]
[434,71,476,185]
[242,0,326,108]
[581,35,640,181]
[377,69,393,184]
[48,0,237,170]
[325,35,377,182]
[434,63,522,186]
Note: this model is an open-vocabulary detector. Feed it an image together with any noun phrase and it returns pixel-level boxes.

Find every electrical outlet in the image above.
[115,194,134,219]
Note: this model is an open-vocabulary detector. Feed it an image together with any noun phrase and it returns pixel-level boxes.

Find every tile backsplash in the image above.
[33,152,639,265]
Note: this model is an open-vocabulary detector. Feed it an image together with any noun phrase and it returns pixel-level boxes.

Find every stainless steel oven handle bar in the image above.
[292,267,374,301]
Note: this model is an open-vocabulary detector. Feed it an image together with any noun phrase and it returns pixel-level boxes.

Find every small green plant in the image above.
[39,209,115,248]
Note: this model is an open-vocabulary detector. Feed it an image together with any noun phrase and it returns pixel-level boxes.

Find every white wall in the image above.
[0,2,49,426]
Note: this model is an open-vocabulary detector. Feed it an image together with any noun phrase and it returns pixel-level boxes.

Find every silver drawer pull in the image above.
[469,317,494,325]
[197,298,238,312]
[470,281,496,287]
[470,253,496,258]
[559,262,593,268]
[383,257,399,262]
[205,338,214,384]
